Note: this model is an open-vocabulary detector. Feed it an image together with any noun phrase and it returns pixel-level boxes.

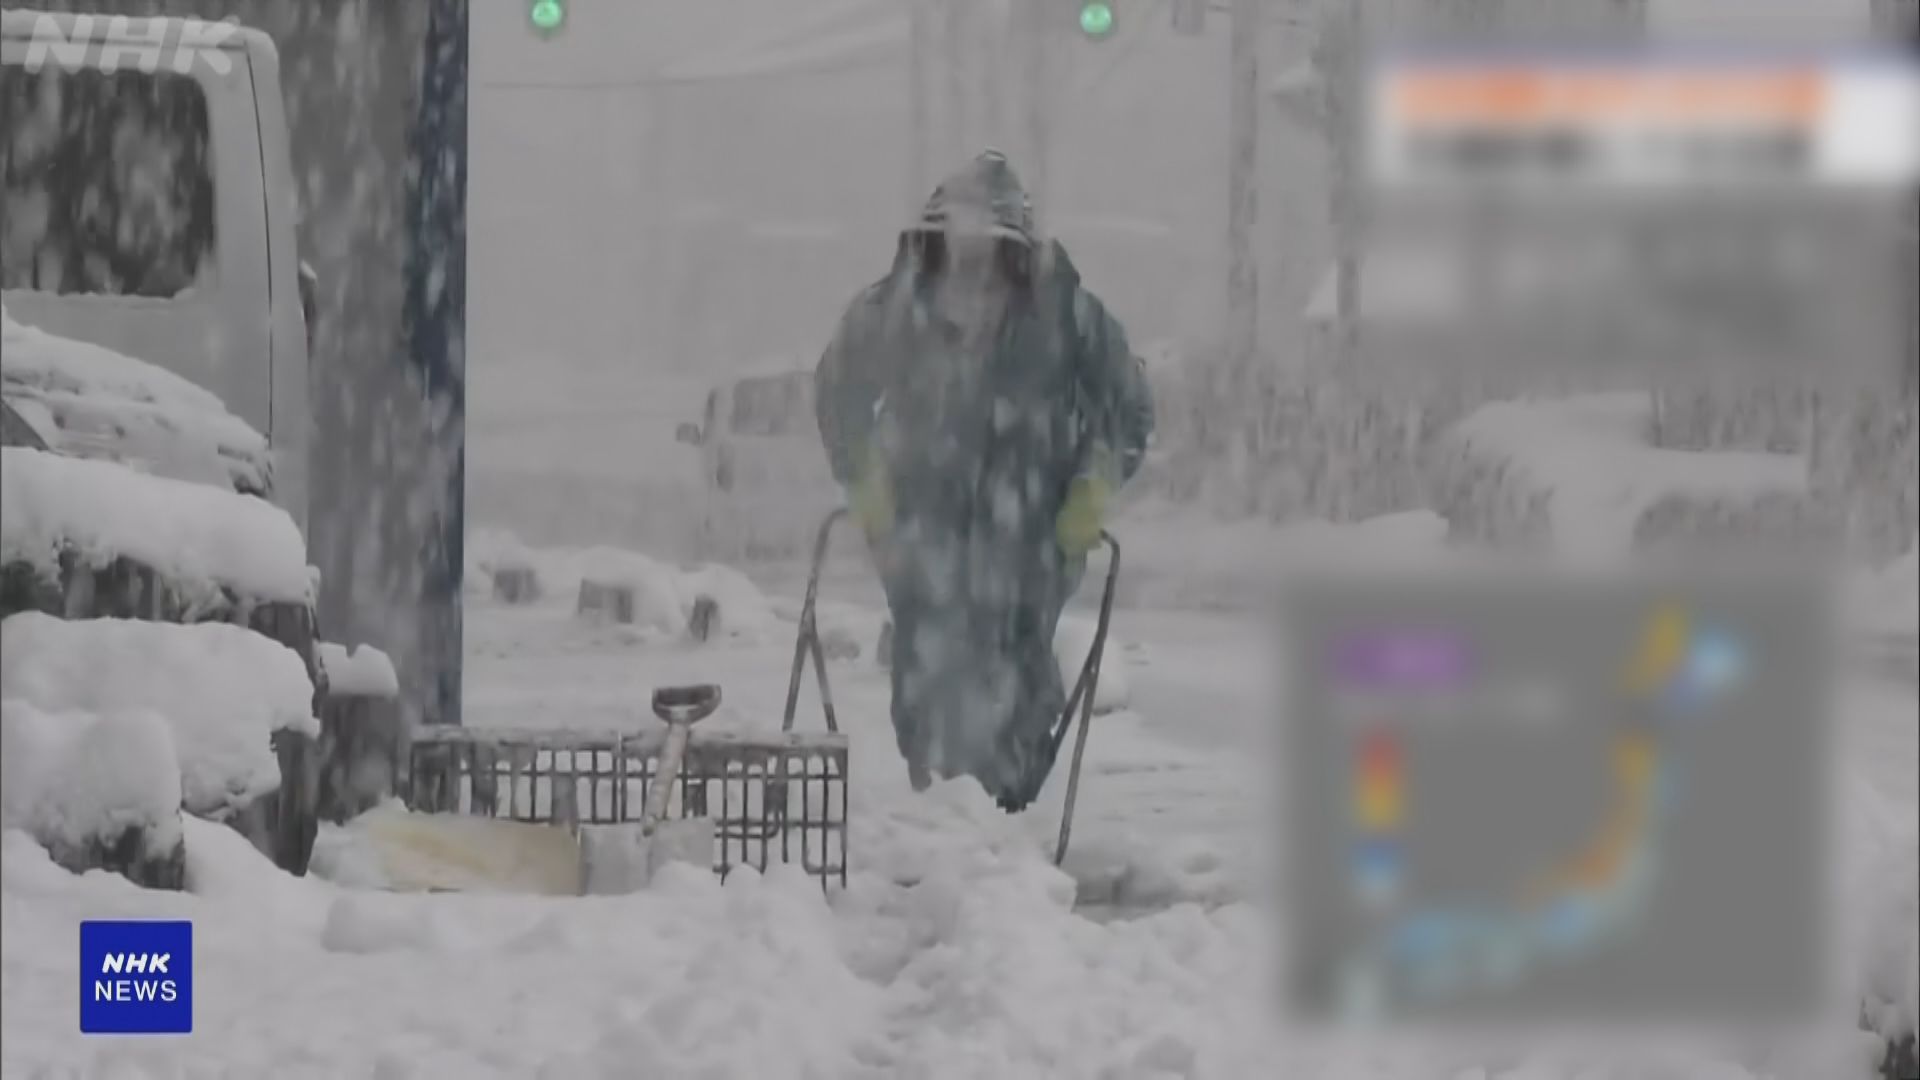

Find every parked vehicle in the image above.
[1,11,312,533]
[676,363,841,562]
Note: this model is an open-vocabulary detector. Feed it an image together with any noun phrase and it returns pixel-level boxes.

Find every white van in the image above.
[676,363,842,562]
[0,11,311,533]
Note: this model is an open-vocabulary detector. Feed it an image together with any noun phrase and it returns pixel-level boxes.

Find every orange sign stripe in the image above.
[1391,67,1824,125]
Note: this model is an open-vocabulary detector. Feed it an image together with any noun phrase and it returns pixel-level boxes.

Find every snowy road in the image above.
[461,590,1271,912]
[4,558,1913,1077]
[462,576,1919,922]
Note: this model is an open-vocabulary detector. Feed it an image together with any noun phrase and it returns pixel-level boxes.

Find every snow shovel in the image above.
[1048,530,1120,867]
[580,685,720,893]
[360,803,588,895]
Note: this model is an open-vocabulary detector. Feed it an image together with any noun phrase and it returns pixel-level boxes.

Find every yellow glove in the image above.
[1056,473,1109,558]
[849,446,894,542]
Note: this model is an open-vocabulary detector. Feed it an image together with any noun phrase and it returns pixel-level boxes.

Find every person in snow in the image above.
[814,150,1153,811]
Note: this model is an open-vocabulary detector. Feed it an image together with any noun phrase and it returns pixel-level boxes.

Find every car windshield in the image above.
[1,65,215,298]
[728,372,811,438]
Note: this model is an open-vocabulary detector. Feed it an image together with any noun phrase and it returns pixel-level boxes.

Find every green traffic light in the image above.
[1079,1,1115,38]
[529,0,565,35]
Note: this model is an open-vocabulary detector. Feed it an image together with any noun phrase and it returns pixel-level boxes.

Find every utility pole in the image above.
[1226,0,1261,380]
[1321,0,1365,362]
[907,0,930,210]
[1018,0,1052,222]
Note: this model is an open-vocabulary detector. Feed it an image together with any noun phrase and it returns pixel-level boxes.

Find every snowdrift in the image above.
[0,700,185,889]
[317,642,401,699]
[1,446,312,610]
[0,614,317,816]
[468,527,779,641]
[1432,393,1820,561]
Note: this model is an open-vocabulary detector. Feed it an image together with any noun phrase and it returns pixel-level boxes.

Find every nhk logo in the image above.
[22,14,238,77]
[80,921,192,1034]
[97,951,178,998]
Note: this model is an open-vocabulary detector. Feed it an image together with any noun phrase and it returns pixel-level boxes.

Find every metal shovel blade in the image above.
[573,683,723,893]
[580,818,716,894]
[360,806,585,895]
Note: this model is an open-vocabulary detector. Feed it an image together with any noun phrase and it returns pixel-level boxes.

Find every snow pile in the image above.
[465,525,539,598]
[2,766,1911,1078]
[0,700,183,866]
[573,546,693,633]
[0,306,272,495]
[0,447,312,607]
[1435,394,1811,561]
[677,561,778,639]
[0,614,318,813]
[317,642,401,699]
[469,527,780,641]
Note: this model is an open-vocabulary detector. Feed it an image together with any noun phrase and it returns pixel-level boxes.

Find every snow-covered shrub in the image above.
[468,526,542,603]
[1141,339,1479,525]
[1432,394,1812,560]
[1813,383,1920,566]
[571,547,684,633]
[492,562,541,604]
[1649,375,1815,453]
[0,613,317,817]
[1429,408,1560,551]
[1648,365,1918,565]
[0,446,311,615]
[517,540,781,640]
[1632,488,1841,560]
[1,306,273,496]
[1,699,186,889]
[677,561,776,641]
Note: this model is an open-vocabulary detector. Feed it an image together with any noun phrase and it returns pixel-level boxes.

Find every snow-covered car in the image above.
[1,11,312,532]
[0,396,45,450]
[677,363,842,561]
[1,306,274,496]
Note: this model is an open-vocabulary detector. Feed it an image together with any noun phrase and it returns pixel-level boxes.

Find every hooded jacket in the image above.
[814,152,1153,575]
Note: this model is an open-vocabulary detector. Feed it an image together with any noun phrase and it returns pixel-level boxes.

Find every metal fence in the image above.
[405,725,848,889]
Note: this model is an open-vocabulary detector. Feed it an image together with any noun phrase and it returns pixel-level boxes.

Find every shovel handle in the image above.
[641,723,693,836]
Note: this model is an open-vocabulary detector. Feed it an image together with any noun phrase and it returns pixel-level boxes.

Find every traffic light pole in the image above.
[1019,0,1052,218]
[907,0,930,210]
[1227,0,1260,378]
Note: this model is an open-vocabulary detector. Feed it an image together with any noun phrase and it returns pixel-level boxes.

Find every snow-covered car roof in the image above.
[0,307,273,497]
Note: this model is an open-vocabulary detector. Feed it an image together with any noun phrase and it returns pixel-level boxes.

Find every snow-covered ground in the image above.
[6,506,1914,1077]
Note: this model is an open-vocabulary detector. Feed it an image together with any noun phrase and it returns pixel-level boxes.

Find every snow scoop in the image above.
[579,685,721,893]
[1049,530,1120,866]
[359,803,587,895]
[370,688,719,895]
[397,520,853,894]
